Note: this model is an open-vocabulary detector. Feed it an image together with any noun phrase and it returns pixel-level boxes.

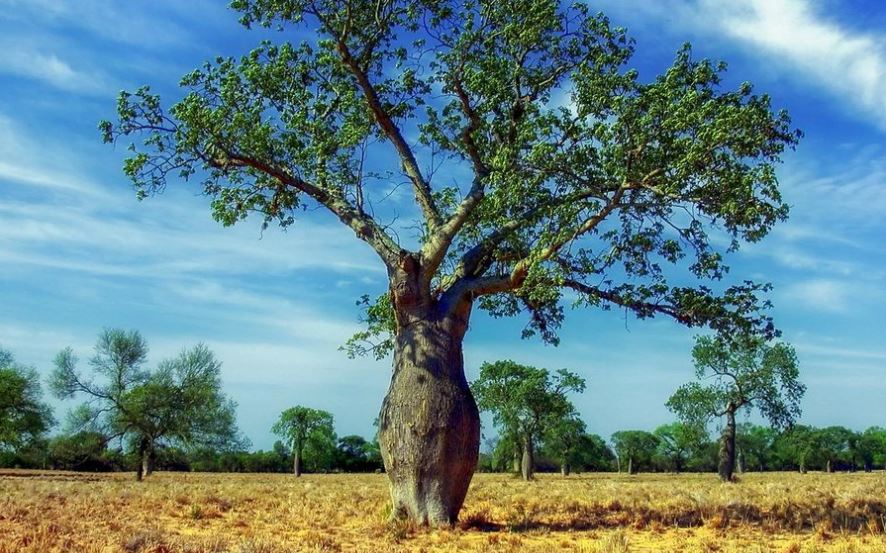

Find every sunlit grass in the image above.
[2,470,886,552]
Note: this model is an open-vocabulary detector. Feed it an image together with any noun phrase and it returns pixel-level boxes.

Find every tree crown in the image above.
[666,335,805,429]
[101,0,800,350]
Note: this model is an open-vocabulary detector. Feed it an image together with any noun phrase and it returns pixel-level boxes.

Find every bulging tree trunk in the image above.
[378,287,480,527]
[521,437,534,481]
[718,409,737,482]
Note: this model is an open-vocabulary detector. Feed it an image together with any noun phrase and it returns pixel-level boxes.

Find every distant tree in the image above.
[772,425,819,473]
[47,431,121,472]
[735,423,776,472]
[102,0,800,525]
[815,426,854,473]
[667,336,804,482]
[854,427,886,472]
[544,411,586,476]
[611,430,659,474]
[653,422,708,473]
[334,435,384,472]
[472,360,585,480]
[50,329,244,480]
[0,347,54,451]
[575,433,617,472]
[271,406,335,477]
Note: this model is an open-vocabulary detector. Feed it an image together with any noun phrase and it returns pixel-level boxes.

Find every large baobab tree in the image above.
[101,0,799,524]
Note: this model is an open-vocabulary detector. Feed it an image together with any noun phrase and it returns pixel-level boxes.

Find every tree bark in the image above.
[135,441,146,482]
[826,459,833,473]
[718,408,737,482]
[561,462,570,476]
[293,445,302,477]
[142,449,155,478]
[512,450,521,474]
[521,436,534,481]
[378,284,480,527]
[627,456,634,475]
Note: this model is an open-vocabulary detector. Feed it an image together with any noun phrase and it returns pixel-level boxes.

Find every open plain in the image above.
[2,470,886,553]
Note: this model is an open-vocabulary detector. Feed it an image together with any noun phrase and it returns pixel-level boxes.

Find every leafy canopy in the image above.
[272,405,336,453]
[667,335,805,428]
[0,347,55,450]
[50,329,244,454]
[101,0,800,353]
[472,359,585,441]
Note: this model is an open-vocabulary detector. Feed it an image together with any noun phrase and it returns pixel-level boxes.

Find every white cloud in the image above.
[593,0,886,130]
[782,279,850,313]
[0,49,106,94]
[706,0,886,128]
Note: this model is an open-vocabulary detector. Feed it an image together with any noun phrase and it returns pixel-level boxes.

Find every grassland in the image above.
[2,470,886,552]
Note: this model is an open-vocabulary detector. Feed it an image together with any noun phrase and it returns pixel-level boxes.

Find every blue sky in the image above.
[0,0,884,451]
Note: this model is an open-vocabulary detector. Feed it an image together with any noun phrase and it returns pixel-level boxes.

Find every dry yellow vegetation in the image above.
[2,470,886,553]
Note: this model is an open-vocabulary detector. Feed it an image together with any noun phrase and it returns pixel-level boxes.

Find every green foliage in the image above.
[735,423,777,471]
[271,405,336,471]
[0,346,54,450]
[610,430,659,473]
[102,0,800,354]
[47,431,124,472]
[49,329,245,478]
[472,360,585,447]
[667,335,805,428]
[653,422,708,472]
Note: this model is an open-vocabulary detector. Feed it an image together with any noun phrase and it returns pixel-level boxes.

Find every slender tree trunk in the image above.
[736,448,744,474]
[142,441,155,478]
[135,440,146,482]
[378,282,480,527]
[826,459,833,473]
[521,436,534,481]
[799,457,807,474]
[561,462,570,476]
[627,456,634,475]
[718,408,737,482]
[293,444,302,477]
[512,450,521,474]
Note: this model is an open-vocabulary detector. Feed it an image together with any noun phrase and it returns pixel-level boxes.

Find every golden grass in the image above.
[2,470,886,552]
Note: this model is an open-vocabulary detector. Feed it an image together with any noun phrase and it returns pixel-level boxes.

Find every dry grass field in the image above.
[2,470,886,553]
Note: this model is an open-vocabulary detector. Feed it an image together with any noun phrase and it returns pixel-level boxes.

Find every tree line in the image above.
[3,328,883,481]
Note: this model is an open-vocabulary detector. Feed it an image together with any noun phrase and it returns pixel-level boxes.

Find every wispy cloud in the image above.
[0,50,104,94]
[706,0,886,129]
[782,279,851,313]
[594,0,886,130]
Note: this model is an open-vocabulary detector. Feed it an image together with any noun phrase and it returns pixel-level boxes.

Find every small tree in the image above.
[854,427,886,472]
[667,335,804,482]
[611,430,659,474]
[0,347,54,451]
[50,329,244,480]
[544,411,586,476]
[271,406,335,477]
[735,423,776,472]
[653,422,707,473]
[472,360,585,480]
[816,426,854,473]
